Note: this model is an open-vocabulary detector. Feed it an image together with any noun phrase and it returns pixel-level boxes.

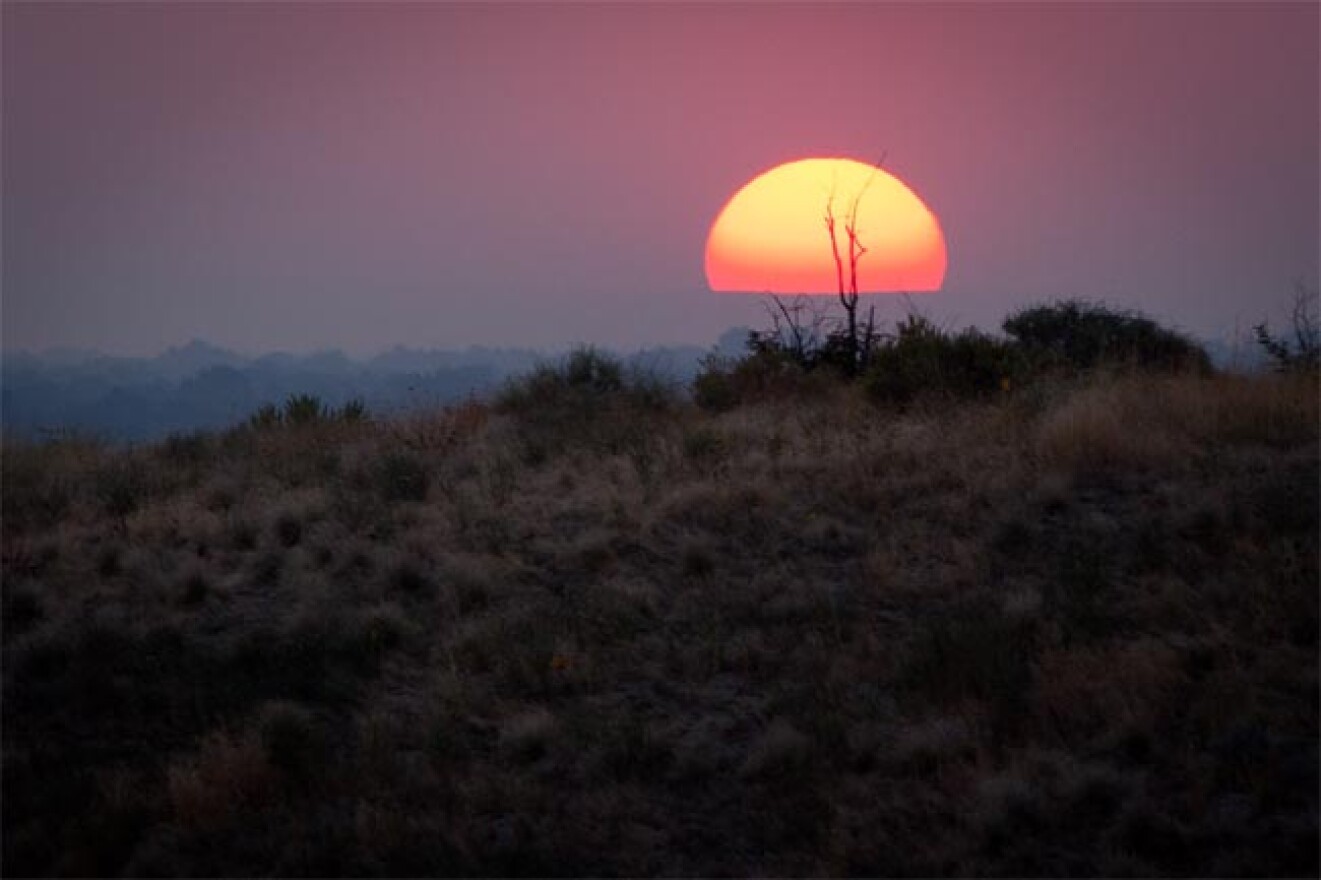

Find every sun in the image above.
[705,157,947,294]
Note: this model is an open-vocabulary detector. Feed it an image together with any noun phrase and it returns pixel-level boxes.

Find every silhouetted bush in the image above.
[499,347,616,411]
[695,306,1024,409]
[244,396,366,433]
[1003,300,1210,375]
[283,394,325,426]
[692,350,807,412]
[692,332,844,413]
[863,315,1028,404]
[336,398,369,423]
[698,299,1212,413]
[499,347,676,454]
[248,403,282,430]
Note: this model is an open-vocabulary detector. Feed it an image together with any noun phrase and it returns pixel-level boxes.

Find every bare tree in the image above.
[1254,280,1320,373]
[750,155,891,376]
[824,155,885,375]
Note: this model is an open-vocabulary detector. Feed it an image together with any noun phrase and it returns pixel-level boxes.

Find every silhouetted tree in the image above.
[1254,281,1320,374]
[824,171,880,375]
[1003,300,1211,374]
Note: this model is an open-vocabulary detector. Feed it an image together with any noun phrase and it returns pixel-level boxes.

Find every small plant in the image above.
[283,394,325,426]
[336,398,369,423]
[248,403,282,430]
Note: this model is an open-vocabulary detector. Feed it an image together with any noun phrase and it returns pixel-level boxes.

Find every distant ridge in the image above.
[0,336,733,443]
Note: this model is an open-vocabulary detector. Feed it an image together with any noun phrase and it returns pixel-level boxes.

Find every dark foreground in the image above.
[3,372,1317,876]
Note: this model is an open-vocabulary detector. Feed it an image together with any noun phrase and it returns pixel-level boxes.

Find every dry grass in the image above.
[166,729,279,832]
[3,371,1316,876]
[1036,372,1319,480]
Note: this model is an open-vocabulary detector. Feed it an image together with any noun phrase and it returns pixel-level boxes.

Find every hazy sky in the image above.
[4,2,1317,356]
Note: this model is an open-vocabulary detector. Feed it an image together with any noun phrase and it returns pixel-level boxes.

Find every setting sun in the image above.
[705,157,947,294]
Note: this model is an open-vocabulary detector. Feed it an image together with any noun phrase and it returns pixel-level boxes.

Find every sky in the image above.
[3,2,1317,357]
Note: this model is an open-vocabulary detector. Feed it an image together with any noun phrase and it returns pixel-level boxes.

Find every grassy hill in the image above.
[3,361,1317,875]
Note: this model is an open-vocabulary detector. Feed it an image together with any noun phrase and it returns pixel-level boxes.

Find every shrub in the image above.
[698,308,1024,410]
[864,316,1028,404]
[248,403,282,430]
[336,398,369,423]
[498,347,676,454]
[691,347,835,412]
[1003,300,1210,375]
[499,347,622,412]
[690,354,743,412]
[283,394,325,426]
[501,347,681,415]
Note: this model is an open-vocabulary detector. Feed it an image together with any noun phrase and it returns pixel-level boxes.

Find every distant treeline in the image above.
[3,308,1281,443]
[1,337,739,443]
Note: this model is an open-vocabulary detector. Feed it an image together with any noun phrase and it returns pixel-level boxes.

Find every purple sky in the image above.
[4,2,1317,356]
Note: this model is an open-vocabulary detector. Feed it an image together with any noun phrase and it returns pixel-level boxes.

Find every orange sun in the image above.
[705,157,947,294]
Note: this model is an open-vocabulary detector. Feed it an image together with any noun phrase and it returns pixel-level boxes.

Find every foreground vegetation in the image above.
[3,308,1318,876]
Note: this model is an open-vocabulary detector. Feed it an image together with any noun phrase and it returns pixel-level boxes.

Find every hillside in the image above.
[2,368,1317,876]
